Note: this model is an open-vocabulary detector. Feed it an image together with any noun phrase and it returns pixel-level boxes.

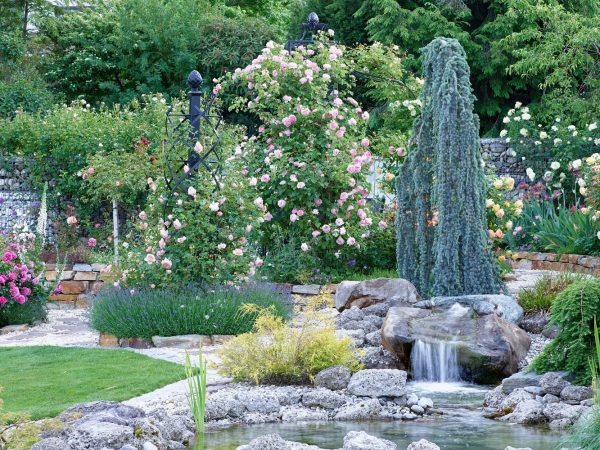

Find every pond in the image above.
[200,382,561,450]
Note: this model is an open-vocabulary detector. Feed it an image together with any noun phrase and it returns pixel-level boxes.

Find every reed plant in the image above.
[184,348,207,449]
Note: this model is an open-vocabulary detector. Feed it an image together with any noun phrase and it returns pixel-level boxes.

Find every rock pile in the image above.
[237,433,439,450]
[483,371,593,428]
[30,401,195,450]
[206,368,437,424]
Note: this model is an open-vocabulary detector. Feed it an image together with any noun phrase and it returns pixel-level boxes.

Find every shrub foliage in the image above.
[218,302,361,384]
[532,278,600,384]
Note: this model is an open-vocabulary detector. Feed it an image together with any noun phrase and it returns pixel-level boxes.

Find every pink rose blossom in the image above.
[261,174,270,183]
[297,182,305,189]
[87,238,97,248]
[162,259,172,269]
[233,248,244,256]
[277,199,286,208]
[336,237,345,245]
[144,254,156,264]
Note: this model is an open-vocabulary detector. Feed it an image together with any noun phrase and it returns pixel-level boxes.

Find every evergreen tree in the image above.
[396,37,502,297]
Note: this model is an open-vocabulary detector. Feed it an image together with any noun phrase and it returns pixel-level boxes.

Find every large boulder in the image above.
[333,398,383,420]
[415,294,523,324]
[381,306,530,384]
[342,431,396,450]
[347,369,407,397]
[335,278,419,312]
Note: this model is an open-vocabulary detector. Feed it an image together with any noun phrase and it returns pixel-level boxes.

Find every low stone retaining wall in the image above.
[99,332,233,348]
[45,263,116,308]
[511,251,600,275]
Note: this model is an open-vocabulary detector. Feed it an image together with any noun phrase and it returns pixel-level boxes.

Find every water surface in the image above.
[199,382,560,450]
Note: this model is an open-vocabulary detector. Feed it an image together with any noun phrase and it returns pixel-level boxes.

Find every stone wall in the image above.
[45,263,116,308]
[511,251,600,276]
[0,157,41,233]
[481,138,527,180]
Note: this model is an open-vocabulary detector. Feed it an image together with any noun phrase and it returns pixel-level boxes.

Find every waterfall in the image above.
[410,339,462,382]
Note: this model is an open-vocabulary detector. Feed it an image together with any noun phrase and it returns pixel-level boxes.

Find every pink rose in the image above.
[87,238,97,248]
[162,259,172,269]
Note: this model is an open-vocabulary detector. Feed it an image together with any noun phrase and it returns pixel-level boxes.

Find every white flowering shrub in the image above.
[500,102,599,175]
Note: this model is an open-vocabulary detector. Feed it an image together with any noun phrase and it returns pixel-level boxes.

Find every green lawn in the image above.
[0,346,186,419]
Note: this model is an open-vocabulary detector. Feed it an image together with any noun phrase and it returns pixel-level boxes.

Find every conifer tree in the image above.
[396,37,502,297]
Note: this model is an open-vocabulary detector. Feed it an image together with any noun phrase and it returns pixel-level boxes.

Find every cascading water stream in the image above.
[410,339,461,382]
[410,303,470,382]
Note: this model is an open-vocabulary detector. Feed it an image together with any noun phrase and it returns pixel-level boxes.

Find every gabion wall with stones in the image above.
[480,138,529,181]
[0,157,41,234]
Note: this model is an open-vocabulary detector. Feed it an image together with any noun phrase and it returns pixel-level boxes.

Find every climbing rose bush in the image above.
[485,176,523,243]
[120,144,263,288]
[225,38,384,268]
[0,228,47,325]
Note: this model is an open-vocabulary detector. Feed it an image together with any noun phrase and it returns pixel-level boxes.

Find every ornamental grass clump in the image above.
[218,303,361,384]
[518,272,586,314]
[396,37,502,297]
[90,283,291,339]
[532,278,600,385]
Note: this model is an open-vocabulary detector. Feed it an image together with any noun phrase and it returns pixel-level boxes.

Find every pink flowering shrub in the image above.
[120,140,263,287]
[224,37,387,273]
[0,230,47,326]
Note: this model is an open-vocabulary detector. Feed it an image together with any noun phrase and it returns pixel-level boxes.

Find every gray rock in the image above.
[73,263,93,271]
[540,372,571,396]
[30,438,71,450]
[152,414,195,442]
[410,404,425,415]
[335,278,419,311]
[364,315,384,329]
[519,313,549,334]
[542,394,560,404]
[302,389,347,409]
[235,391,280,413]
[365,331,382,347]
[381,306,530,383]
[314,366,351,391]
[549,418,573,429]
[339,320,379,334]
[205,392,245,420]
[280,406,329,422]
[406,393,419,407]
[362,303,390,318]
[347,369,407,398]
[406,439,440,450]
[335,328,366,346]
[523,386,544,396]
[120,446,137,450]
[151,334,207,348]
[421,294,524,324]
[504,447,533,450]
[543,402,586,422]
[501,371,542,394]
[60,401,145,421]
[143,443,158,450]
[542,325,560,339]
[342,431,397,450]
[418,397,433,409]
[66,420,134,449]
[581,398,595,407]
[334,398,383,420]
[403,412,418,420]
[561,385,593,402]
[236,434,324,450]
[499,400,545,424]
[274,387,303,405]
[292,284,321,295]
[359,346,399,369]
[500,388,535,410]
[483,386,506,409]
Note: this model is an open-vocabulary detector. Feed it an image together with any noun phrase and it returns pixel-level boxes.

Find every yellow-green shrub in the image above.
[218,304,361,384]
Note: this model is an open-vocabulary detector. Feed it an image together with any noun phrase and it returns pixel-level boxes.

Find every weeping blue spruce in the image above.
[396,38,502,296]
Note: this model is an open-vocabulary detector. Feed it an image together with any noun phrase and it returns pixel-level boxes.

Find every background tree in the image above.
[290,0,599,131]
[396,37,502,296]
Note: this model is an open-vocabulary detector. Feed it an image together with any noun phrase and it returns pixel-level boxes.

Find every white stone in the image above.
[347,369,407,398]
